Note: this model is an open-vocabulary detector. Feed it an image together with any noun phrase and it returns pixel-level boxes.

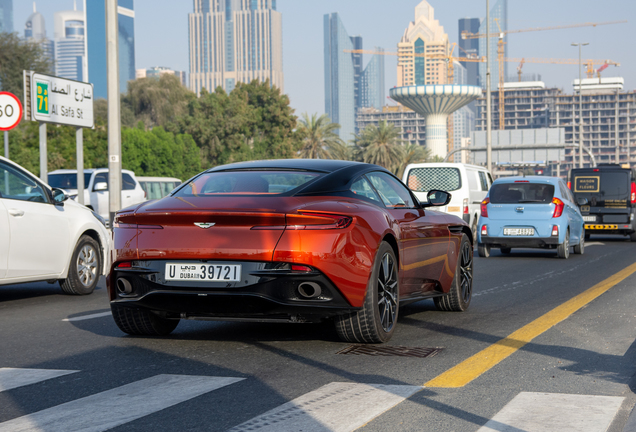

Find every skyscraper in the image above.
[478,0,507,90]
[458,17,480,87]
[0,0,13,33]
[85,0,136,99]
[54,6,85,81]
[397,1,449,87]
[324,13,385,140]
[188,0,283,95]
[24,3,55,70]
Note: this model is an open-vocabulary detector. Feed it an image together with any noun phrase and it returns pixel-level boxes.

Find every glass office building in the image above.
[458,17,480,87]
[85,0,136,99]
[478,0,508,90]
[0,0,12,33]
[360,49,385,110]
[24,6,55,71]
[54,9,85,81]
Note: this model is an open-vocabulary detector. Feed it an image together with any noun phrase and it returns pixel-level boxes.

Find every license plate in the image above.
[582,216,596,222]
[165,263,241,282]
[503,228,535,236]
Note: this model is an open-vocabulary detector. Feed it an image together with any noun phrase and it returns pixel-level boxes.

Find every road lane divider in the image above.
[62,311,112,322]
[425,261,636,388]
[0,368,78,392]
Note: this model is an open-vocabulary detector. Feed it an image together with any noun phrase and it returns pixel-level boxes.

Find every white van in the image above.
[48,168,146,221]
[137,177,182,200]
[403,163,493,239]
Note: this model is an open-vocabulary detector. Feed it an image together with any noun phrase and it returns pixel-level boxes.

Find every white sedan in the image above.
[0,156,110,294]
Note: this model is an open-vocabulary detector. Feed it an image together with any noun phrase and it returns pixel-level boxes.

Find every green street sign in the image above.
[36,81,49,115]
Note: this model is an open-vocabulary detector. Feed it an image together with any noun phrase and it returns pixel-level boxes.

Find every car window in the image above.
[478,171,489,191]
[406,167,461,193]
[122,174,136,191]
[350,176,381,203]
[558,182,569,202]
[0,162,49,203]
[48,172,92,189]
[490,182,554,204]
[366,172,415,208]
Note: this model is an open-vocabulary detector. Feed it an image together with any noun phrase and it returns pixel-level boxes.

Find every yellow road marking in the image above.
[425,261,636,388]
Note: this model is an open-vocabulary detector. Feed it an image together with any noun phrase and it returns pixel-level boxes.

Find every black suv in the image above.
[570,164,636,241]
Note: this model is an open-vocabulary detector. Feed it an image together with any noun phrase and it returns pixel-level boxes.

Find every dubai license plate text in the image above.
[165,263,241,282]
[503,228,535,236]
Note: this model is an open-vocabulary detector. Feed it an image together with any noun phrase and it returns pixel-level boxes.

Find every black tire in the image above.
[557,229,570,259]
[471,217,478,245]
[335,242,399,343]
[585,232,591,240]
[630,231,636,242]
[477,243,490,258]
[500,247,511,254]
[111,304,179,336]
[60,235,101,295]
[574,229,585,254]
[435,234,473,312]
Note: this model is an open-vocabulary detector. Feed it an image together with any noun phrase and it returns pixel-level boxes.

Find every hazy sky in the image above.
[15,0,636,117]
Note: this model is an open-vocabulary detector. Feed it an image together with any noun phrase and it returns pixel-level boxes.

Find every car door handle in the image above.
[8,209,24,217]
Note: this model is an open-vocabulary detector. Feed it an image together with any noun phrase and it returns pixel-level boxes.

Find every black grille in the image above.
[336,345,443,358]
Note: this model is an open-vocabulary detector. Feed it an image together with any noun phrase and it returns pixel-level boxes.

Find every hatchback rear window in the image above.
[406,167,461,192]
[490,183,555,204]
[175,170,323,197]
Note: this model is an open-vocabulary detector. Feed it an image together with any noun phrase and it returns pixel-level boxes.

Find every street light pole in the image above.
[572,42,588,168]
[486,0,492,174]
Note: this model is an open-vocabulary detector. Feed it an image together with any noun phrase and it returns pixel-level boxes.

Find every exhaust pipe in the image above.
[297,282,321,299]
[116,278,133,295]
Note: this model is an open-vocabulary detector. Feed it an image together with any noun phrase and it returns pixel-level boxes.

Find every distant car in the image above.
[48,168,146,221]
[403,162,493,242]
[0,156,110,294]
[136,176,182,200]
[569,164,636,241]
[108,159,473,343]
[478,176,586,259]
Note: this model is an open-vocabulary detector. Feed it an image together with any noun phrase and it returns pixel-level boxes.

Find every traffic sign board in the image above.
[0,92,23,131]
[28,73,94,128]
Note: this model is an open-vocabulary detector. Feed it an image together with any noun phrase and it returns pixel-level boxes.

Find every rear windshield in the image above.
[572,172,629,202]
[48,173,92,189]
[490,183,555,204]
[406,167,461,193]
[174,170,322,197]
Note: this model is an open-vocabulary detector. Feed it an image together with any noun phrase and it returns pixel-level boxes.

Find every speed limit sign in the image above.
[0,92,23,131]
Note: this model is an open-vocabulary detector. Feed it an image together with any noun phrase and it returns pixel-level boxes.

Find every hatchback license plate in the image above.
[165,263,241,282]
[503,228,535,236]
[582,216,596,222]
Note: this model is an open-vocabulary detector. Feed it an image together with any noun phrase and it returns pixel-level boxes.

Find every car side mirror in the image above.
[94,182,108,192]
[577,197,588,206]
[52,188,68,206]
[422,190,451,207]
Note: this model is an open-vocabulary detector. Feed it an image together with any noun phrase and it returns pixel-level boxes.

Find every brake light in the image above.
[593,169,600,172]
[567,181,571,190]
[253,213,353,230]
[514,180,529,183]
[551,225,559,236]
[463,198,469,214]
[481,225,488,236]
[552,198,564,218]
[291,264,313,272]
[116,262,132,268]
[481,198,490,218]
[631,182,636,204]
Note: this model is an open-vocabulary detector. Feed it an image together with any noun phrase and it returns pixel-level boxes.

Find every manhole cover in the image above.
[336,345,443,358]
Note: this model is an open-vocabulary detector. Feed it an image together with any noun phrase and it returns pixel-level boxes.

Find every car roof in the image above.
[493,176,561,185]
[137,176,181,182]
[404,162,488,171]
[207,159,368,173]
[49,168,136,175]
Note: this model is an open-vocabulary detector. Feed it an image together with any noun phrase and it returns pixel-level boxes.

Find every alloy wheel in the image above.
[77,245,98,287]
[460,241,473,303]
[377,252,398,333]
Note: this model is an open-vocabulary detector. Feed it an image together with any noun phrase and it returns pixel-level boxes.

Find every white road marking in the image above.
[0,374,244,432]
[62,311,112,322]
[0,368,78,392]
[227,382,422,432]
[585,242,604,247]
[477,392,624,432]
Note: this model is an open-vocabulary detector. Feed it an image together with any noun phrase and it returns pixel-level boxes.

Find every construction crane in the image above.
[460,20,626,40]
[517,59,525,82]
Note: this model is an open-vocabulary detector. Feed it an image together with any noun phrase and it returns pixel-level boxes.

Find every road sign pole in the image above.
[106,0,122,226]
[39,122,47,183]
[76,127,84,205]
[3,130,7,158]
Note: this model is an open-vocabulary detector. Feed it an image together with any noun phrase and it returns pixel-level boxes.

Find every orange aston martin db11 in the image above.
[108,159,473,343]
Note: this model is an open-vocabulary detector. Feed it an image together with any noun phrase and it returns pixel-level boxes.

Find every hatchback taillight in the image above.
[481,198,490,218]
[481,225,488,236]
[552,198,564,218]
[463,198,469,214]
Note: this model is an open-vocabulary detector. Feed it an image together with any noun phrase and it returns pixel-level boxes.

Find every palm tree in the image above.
[296,113,347,159]
[357,121,405,174]
[396,143,432,178]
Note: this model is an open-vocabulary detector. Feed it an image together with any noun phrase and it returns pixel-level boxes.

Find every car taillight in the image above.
[567,181,572,190]
[551,225,559,236]
[291,264,313,272]
[552,198,564,218]
[481,198,490,218]
[631,182,636,204]
[481,225,488,236]
[116,261,132,269]
[253,213,353,230]
[463,198,469,214]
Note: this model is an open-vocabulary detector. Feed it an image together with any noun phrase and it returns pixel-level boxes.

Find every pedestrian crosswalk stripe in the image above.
[0,368,78,392]
[477,392,624,432]
[62,311,112,322]
[0,374,244,432]
[227,382,422,432]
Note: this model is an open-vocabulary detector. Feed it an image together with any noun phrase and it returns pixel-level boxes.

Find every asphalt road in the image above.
[2,236,636,431]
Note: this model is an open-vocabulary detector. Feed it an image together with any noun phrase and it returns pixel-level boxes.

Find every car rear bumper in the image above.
[479,236,559,248]
[585,223,634,235]
[108,260,358,322]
